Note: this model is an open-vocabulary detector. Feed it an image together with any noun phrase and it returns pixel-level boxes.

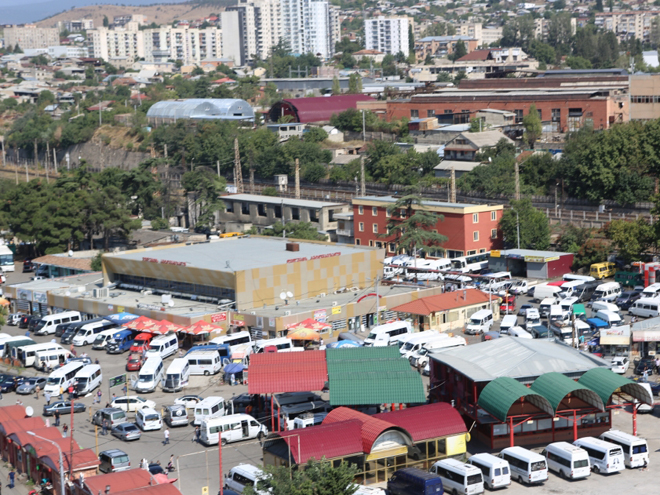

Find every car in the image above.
[16,377,47,395]
[530,324,550,339]
[28,317,41,333]
[60,328,77,345]
[611,356,630,374]
[43,400,86,416]
[617,291,642,310]
[69,357,92,365]
[634,357,656,376]
[148,464,165,475]
[126,353,146,372]
[174,395,203,409]
[111,396,156,412]
[7,313,23,326]
[0,375,22,393]
[111,422,141,441]
[518,304,533,317]
[23,260,34,272]
[18,315,32,329]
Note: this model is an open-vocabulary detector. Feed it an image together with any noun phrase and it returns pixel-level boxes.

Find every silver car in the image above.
[16,377,47,395]
[164,405,189,427]
[111,422,141,441]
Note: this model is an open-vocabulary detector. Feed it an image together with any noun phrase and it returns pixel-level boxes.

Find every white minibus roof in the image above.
[139,356,163,374]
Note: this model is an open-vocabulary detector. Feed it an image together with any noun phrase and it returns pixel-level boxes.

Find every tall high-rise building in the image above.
[5,25,59,50]
[328,5,341,54]
[280,0,334,59]
[364,16,410,56]
[142,26,223,65]
[87,22,145,66]
[227,0,281,65]
[220,11,243,65]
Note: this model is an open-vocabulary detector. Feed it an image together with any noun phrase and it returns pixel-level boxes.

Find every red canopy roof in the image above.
[270,95,374,123]
[286,318,331,331]
[125,316,159,330]
[83,469,152,494]
[153,320,184,334]
[323,407,407,453]
[41,448,98,472]
[181,320,222,335]
[10,427,61,447]
[248,350,328,395]
[0,417,45,436]
[390,288,490,316]
[373,402,467,442]
[0,405,28,422]
[275,419,363,464]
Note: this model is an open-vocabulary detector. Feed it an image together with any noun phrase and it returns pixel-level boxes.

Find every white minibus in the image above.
[35,348,70,371]
[163,358,190,392]
[134,356,164,393]
[542,442,590,480]
[399,330,441,359]
[194,396,227,426]
[363,321,413,347]
[465,310,493,335]
[224,464,267,495]
[34,311,81,336]
[44,361,85,395]
[14,342,63,367]
[253,338,301,353]
[539,298,556,318]
[594,310,622,328]
[533,285,561,302]
[136,407,163,431]
[280,401,331,430]
[592,282,621,302]
[410,335,467,368]
[211,331,253,353]
[509,326,533,339]
[573,436,625,474]
[92,328,121,350]
[200,413,268,446]
[500,446,548,485]
[0,336,33,358]
[641,283,660,297]
[147,334,179,359]
[499,315,518,335]
[629,298,660,318]
[72,319,118,346]
[187,350,223,376]
[430,458,484,495]
[599,430,649,468]
[74,364,102,395]
[468,453,511,490]
[563,274,595,283]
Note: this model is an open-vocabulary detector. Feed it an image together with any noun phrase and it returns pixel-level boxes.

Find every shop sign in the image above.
[211,312,227,323]
[232,315,245,326]
[602,325,630,337]
[524,256,545,263]
[269,318,275,328]
[142,257,187,267]
[17,289,32,302]
[117,306,125,313]
[490,250,501,258]
[255,317,263,328]
[33,292,47,304]
[313,309,327,323]
[287,252,341,263]
[331,306,341,315]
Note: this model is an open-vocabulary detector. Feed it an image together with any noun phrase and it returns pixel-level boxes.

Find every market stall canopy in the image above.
[288,328,321,341]
[181,320,222,335]
[287,318,330,341]
[153,320,184,334]
[124,316,159,330]
[249,350,328,394]
[0,298,10,306]
[224,363,245,374]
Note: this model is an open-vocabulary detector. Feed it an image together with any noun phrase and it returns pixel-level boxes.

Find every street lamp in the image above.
[27,431,65,495]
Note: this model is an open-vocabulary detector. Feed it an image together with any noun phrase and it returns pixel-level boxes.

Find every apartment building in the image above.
[142,26,223,65]
[414,35,479,62]
[281,0,334,59]
[58,19,94,32]
[457,23,483,45]
[5,25,59,50]
[220,11,243,65]
[481,26,503,46]
[364,16,410,56]
[87,22,145,67]
[534,17,577,41]
[595,11,656,41]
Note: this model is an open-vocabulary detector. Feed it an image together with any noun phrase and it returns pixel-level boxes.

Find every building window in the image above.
[552,108,561,122]
[372,206,378,216]
[400,209,406,218]
[373,224,378,233]
[359,222,364,232]
[473,231,479,241]
[411,109,419,118]
[447,250,464,258]
[480,248,486,253]
[473,213,479,223]
[292,208,300,220]
[491,211,497,221]
[536,108,542,121]
[444,109,453,114]
[241,203,250,215]
[355,239,361,245]
[358,205,364,215]
[225,202,234,213]
[514,109,523,123]
[310,209,319,222]
[427,109,436,117]
[257,204,266,217]
[274,205,282,218]
[491,229,497,239]
[467,250,477,255]
[375,241,382,248]
[389,243,396,253]
[369,240,374,247]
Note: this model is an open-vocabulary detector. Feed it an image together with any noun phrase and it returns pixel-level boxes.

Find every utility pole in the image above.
[515,162,520,200]
[250,167,255,193]
[362,110,366,142]
[295,158,300,199]
[360,155,366,196]
[234,138,243,193]
[14,147,18,185]
[25,159,28,182]
[450,167,456,203]
[45,141,50,183]
[516,210,521,249]
[53,148,57,174]
[34,139,39,169]
[0,137,5,167]
[217,160,220,178]
[164,144,168,158]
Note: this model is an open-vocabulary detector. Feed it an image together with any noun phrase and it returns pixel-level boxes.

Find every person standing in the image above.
[195,425,201,443]
[59,386,64,399]
[44,391,51,405]
[655,355,660,374]
[7,469,15,489]
[163,428,170,445]
[35,385,40,399]
[62,424,68,438]
[94,389,102,404]
[54,409,60,427]
[102,418,108,436]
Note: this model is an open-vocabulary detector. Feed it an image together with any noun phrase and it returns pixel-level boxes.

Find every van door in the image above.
[241,420,249,439]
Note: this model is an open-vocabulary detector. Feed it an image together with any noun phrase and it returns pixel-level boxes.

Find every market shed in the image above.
[147,98,254,125]
[478,377,554,422]
[531,372,605,414]
[578,367,653,406]
[268,95,375,123]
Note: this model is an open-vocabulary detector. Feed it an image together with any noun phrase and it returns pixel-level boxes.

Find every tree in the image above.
[150,217,169,230]
[181,167,226,227]
[381,54,397,76]
[499,199,550,250]
[469,117,483,132]
[103,15,109,27]
[13,44,22,54]
[450,40,467,61]
[384,186,448,256]
[575,239,609,270]
[557,224,593,253]
[436,72,452,83]
[303,127,328,143]
[604,218,656,263]
[331,76,341,95]
[595,0,604,11]
[91,252,103,271]
[523,104,542,148]
[347,73,362,94]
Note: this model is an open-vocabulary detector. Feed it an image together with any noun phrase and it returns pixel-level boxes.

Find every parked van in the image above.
[549,305,566,324]
[591,301,621,316]
[594,310,623,328]
[573,437,625,474]
[533,285,562,302]
[44,360,85,395]
[293,412,327,429]
[542,442,590,480]
[200,413,268,445]
[35,347,70,371]
[163,358,190,392]
[92,407,128,428]
[592,282,621,302]
[465,310,494,335]
[574,283,598,302]
[500,446,548,485]
[106,329,135,354]
[224,464,267,495]
[14,342,63,367]
[387,468,443,495]
[499,315,518,335]
[524,309,541,330]
[399,330,441,359]
[253,337,300,353]
[599,430,649,468]
[364,321,413,347]
[409,335,467,368]
[194,396,228,426]
[74,364,102,395]
[563,274,596,283]
[164,405,189,427]
[136,407,162,431]
[187,350,223,376]
[211,331,253,353]
[134,356,164,393]
[34,311,81,336]
[72,319,118,346]
[590,262,617,280]
[641,283,660,297]
[630,298,660,318]
[129,333,154,354]
[539,298,557,318]
[92,328,120,350]
[2,337,34,359]
[147,334,179,359]
[468,453,511,490]
[560,297,579,315]
[430,459,484,495]
[509,326,533,339]
[98,449,130,473]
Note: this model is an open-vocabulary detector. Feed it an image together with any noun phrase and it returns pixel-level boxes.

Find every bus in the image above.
[0,245,14,272]
[450,252,490,273]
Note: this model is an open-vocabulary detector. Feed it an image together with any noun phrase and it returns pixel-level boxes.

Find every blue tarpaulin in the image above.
[108,312,139,322]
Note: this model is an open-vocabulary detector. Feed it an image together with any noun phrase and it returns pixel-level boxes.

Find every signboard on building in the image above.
[525,255,559,263]
[490,250,501,258]
[313,309,327,323]
[331,306,341,315]
[211,312,227,323]
[109,374,126,388]
[17,289,32,301]
[33,292,47,304]
[232,315,245,326]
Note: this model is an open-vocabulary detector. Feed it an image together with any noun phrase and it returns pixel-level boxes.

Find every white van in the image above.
[599,430,649,468]
[560,297,579,315]
[74,364,102,395]
[363,321,413,347]
[594,310,622,328]
[399,330,441,359]
[559,281,582,298]
[44,361,85,395]
[147,334,179,359]
[14,342,63,367]
[134,356,164,393]
[499,315,518,335]
[253,338,293,353]
[468,453,511,490]
[591,300,621,316]
[35,348,70,371]
[92,329,120,350]
[280,401,331,430]
[72,319,118,346]
[573,437,625,474]
[542,442,590,480]
[641,283,660,297]
[563,274,595,283]
[409,335,467,368]
[539,298,557,318]
[509,326,533,339]
[465,310,494,335]
[211,331,252,353]
[200,413,268,445]
[293,412,327,429]
[225,464,267,495]
[629,297,660,318]
[592,282,621,302]
[533,285,561,302]
[33,311,81,336]
[549,305,565,324]
[136,407,162,431]
[194,396,227,426]
[187,350,223,376]
[163,358,190,392]
[430,458,484,495]
[500,446,548,485]
[524,309,541,330]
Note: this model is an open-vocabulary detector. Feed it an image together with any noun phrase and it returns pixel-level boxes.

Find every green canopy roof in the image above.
[578,367,653,406]
[478,377,554,422]
[530,372,604,413]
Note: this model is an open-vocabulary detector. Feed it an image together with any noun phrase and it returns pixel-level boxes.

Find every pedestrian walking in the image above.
[94,389,102,404]
[7,469,14,488]
[194,426,200,443]
[68,384,74,400]
[54,409,60,427]
[35,385,40,399]
[112,393,116,402]
[59,386,64,399]
[163,428,170,445]
[45,391,51,405]
[62,424,68,438]
[656,356,660,374]
[102,418,108,436]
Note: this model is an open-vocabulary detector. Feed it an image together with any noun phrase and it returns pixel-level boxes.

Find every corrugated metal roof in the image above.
[0,417,44,436]
[478,377,554,422]
[0,405,28,422]
[530,372,604,413]
[391,289,490,316]
[373,402,466,441]
[274,419,364,463]
[146,98,254,121]
[578,367,654,406]
[433,161,483,172]
[499,248,572,259]
[248,350,328,395]
[10,427,61,447]
[272,95,375,123]
[223,193,345,208]
[84,469,152,495]
[353,195,474,209]
[324,407,411,452]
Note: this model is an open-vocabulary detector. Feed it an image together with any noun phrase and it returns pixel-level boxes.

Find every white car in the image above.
[174,394,204,409]
[111,396,156,412]
[611,356,630,374]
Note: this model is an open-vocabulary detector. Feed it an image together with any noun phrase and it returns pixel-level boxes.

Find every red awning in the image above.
[124,316,159,331]
[373,402,467,441]
[248,350,328,394]
[180,320,222,335]
[275,419,364,464]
